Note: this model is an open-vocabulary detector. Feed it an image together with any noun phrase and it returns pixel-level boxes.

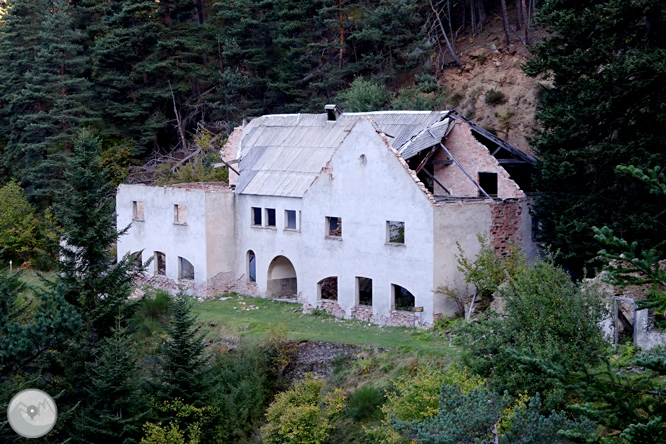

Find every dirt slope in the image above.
[439,15,546,154]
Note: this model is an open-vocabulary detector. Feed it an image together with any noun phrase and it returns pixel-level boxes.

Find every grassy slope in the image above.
[193,293,458,357]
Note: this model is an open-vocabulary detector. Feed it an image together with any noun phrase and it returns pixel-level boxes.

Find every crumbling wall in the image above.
[351,306,373,322]
[319,301,346,318]
[431,123,524,198]
[490,199,523,257]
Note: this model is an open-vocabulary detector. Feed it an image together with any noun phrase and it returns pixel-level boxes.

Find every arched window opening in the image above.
[392,284,415,311]
[179,257,194,280]
[247,250,256,283]
[318,277,338,301]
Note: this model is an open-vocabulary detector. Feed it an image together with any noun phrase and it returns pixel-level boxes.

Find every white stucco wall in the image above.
[236,119,437,323]
[432,201,492,317]
[117,184,234,288]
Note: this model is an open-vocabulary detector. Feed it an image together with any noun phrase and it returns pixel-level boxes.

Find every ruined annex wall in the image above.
[300,119,436,326]
[220,125,242,186]
[432,201,491,317]
[205,190,236,281]
[432,122,524,198]
[117,184,234,294]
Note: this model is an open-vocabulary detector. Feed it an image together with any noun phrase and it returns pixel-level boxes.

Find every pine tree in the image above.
[73,319,147,444]
[154,291,208,405]
[523,0,666,273]
[0,0,98,201]
[54,129,141,341]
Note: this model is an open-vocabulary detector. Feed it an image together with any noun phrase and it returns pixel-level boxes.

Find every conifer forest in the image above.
[1,0,666,443]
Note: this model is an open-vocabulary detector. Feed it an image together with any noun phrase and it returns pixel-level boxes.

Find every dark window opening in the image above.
[252,207,262,226]
[248,250,256,282]
[393,284,415,311]
[357,277,372,306]
[285,210,298,230]
[326,217,342,237]
[478,172,498,197]
[318,277,338,301]
[179,257,194,280]
[265,208,276,227]
[132,251,142,268]
[155,252,166,276]
[387,221,405,244]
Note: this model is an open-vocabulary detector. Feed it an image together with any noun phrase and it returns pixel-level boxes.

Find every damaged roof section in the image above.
[234,107,535,198]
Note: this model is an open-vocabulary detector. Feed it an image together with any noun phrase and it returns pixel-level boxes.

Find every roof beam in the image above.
[439,143,492,199]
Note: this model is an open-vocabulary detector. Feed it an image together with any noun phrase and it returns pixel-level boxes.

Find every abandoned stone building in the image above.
[117,108,538,327]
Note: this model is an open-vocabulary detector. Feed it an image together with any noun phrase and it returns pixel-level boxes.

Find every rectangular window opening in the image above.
[155,252,166,276]
[356,277,372,306]
[387,221,405,244]
[132,201,144,221]
[285,210,299,230]
[174,204,187,224]
[265,208,276,227]
[478,172,498,197]
[326,216,342,238]
[252,207,262,226]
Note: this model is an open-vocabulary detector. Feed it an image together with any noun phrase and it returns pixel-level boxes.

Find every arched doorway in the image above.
[266,256,297,298]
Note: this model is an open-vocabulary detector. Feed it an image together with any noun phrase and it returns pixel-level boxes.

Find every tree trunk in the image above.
[515,0,522,30]
[500,0,511,47]
[430,0,462,67]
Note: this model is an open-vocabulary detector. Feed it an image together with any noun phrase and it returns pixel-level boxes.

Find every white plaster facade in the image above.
[118,109,539,326]
[116,183,235,295]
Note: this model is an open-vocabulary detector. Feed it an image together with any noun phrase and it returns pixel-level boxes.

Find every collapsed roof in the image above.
[235,108,535,198]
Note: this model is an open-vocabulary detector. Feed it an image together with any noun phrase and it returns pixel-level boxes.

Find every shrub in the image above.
[347,385,385,422]
[0,181,45,264]
[485,89,507,105]
[132,290,172,339]
[208,344,277,442]
[338,78,392,112]
[261,375,346,444]
[457,258,608,409]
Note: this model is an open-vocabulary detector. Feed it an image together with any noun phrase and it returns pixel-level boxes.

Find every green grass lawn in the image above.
[193,293,458,357]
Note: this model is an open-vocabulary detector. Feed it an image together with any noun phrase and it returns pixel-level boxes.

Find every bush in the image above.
[363,365,483,442]
[0,181,45,264]
[338,78,393,112]
[208,344,277,442]
[261,375,346,444]
[457,258,608,409]
[485,89,507,105]
[347,385,385,422]
[132,290,172,339]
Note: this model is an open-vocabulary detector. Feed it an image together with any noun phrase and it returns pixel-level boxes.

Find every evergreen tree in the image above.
[73,319,147,444]
[524,0,666,272]
[54,129,141,341]
[153,291,208,405]
[0,0,98,201]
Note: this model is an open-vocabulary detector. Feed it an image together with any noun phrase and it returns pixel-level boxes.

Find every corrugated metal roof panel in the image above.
[237,111,452,197]
[399,118,452,160]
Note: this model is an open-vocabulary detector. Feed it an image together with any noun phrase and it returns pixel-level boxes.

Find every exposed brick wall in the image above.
[490,199,523,257]
[319,301,346,318]
[133,271,237,298]
[351,305,373,322]
[220,126,242,186]
[432,123,524,199]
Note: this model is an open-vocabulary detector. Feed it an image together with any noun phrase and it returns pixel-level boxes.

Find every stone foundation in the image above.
[351,305,373,322]
[319,300,346,318]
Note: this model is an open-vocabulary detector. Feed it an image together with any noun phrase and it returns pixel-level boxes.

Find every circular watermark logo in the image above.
[7,389,58,438]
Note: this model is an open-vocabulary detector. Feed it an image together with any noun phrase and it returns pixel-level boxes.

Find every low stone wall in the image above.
[319,301,346,318]
[351,305,372,322]
[133,271,236,298]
